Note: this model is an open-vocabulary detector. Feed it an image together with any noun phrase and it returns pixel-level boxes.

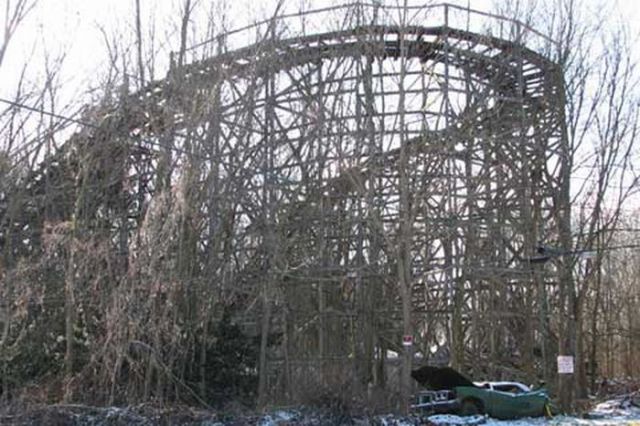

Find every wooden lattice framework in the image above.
[123,3,568,401]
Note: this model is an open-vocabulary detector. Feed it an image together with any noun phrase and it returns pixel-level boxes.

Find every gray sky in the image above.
[1,0,638,104]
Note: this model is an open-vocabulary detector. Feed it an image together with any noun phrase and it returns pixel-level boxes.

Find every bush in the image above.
[191,311,258,407]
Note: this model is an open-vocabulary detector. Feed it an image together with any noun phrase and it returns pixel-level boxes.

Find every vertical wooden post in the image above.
[258,18,278,409]
[397,0,413,413]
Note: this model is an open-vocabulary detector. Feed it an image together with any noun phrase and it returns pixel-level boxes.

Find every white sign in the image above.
[402,335,413,346]
[557,356,574,374]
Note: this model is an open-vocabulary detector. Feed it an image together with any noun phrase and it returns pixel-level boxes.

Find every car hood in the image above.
[411,366,477,390]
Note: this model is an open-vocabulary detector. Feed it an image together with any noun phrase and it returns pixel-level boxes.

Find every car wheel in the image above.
[460,398,483,416]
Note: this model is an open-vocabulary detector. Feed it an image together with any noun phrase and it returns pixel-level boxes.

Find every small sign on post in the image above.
[557,355,574,374]
[402,335,413,347]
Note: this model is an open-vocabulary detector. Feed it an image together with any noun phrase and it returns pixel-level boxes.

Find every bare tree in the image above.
[497,0,640,410]
[0,0,36,68]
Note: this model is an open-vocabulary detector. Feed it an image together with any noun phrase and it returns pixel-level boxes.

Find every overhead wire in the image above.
[0,97,94,129]
[0,96,215,163]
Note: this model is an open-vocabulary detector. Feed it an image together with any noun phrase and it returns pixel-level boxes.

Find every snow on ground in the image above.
[257,409,301,426]
[3,397,640,425]
[424,396,640,426]
[588,397,640,420]
[426,413,640,426]
[251,404,640,426]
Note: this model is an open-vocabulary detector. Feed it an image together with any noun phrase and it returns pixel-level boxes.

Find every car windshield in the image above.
[494,384,525,394]
[473,382,531,393]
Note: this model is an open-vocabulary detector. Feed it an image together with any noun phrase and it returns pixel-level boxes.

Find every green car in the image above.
[411,366,553,420]
[455,385,551,419]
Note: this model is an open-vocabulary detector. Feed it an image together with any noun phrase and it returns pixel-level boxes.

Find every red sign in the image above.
[402,335,413,346]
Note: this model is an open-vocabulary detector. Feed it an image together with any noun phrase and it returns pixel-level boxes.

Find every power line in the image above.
[0,97,95,129]
[525,243,640,263]
[3,97,639,193]
[0,96,211,162]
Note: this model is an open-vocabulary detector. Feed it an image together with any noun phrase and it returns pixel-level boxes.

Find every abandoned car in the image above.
[410,366,552,419]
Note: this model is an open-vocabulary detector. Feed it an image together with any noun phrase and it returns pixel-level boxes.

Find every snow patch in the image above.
[373,414,419,425]
[483,416,548,426]
[257,409,300,425]
[587,396,640,421]
[426,414,548,426]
